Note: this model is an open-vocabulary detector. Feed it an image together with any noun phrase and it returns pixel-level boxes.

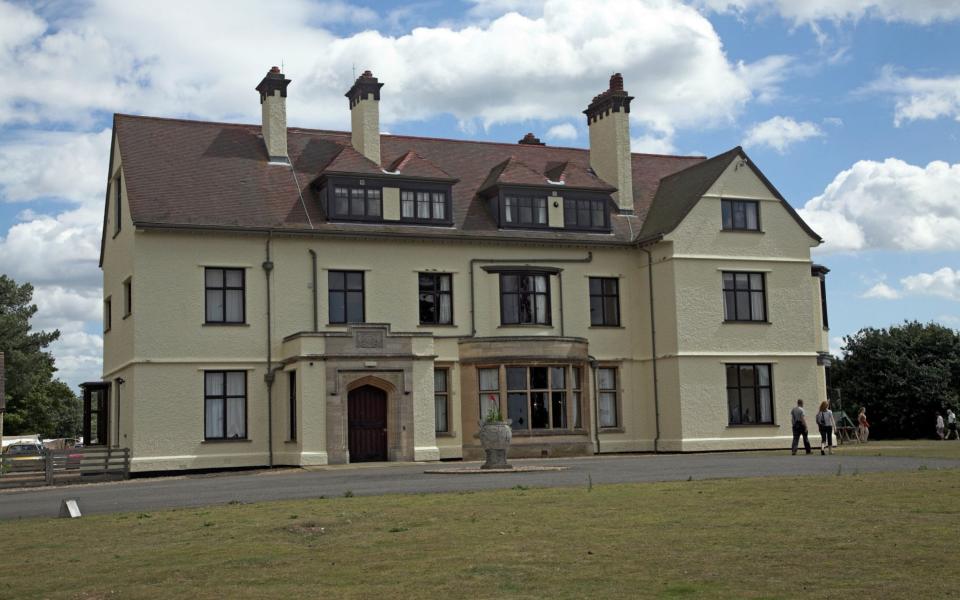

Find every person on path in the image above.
[858,407,870,443]
[936,413,945,440]
[791,399,812,455]
[946,409,959,441]
[816,400,836,455]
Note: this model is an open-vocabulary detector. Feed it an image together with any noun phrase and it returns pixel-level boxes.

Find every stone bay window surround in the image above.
[94,67,829,471]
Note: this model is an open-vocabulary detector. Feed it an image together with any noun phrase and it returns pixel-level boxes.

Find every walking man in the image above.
[791,399,812,455]
[946,409,959,440]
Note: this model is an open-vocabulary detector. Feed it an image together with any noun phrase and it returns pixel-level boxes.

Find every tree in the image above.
[831,321,960,439]
[0,274,82,438]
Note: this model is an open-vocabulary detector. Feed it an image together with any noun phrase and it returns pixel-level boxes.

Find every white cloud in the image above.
[0,206,102,288]
[901,268,960,301]
[698,0,960,25]
[630,133,677,155]
[742,115,823,153]
[866,66,960,127]
[545,122,577,142]
[0,0,789,134]
[862,282,900,300]
[798,158,960,253]
[48,329,103,393]
[0,129,112,204]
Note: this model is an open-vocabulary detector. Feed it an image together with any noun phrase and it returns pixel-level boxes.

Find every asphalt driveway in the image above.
[2,451,957,520]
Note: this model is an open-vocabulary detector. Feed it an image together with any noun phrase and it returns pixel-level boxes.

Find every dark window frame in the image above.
[288,370,297,441]
[401,188,451,224]
[329,184,383,221]
[500,191,549,229]
[564,196,611,231]
[434,367,450,433]
[203,370,248,440]
[721,199,761,231]
[113,174,122,236]
[589,277,621,326]
[103,296,112,333]
[503,365,572,431]
[499,272,552,326]
[818,276,829,330]
[726,363,774,426]
[597,366,619,428]
[328,270,365,324]
[204,267,247,324]
[419,272,454,325]
[123,278,132,317]
[722,271,768,323]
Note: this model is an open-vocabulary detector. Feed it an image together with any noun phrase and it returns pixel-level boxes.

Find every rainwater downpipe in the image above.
[639,246,662,453]
[468,252,594,337]
[308,249,318,332]
[263,233,275,467]
[589,355,600,454]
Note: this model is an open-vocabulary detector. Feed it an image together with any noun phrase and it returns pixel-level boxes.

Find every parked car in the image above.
[2,443,45,473]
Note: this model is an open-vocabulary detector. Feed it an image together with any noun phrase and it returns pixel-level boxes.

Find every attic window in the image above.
[331,185,382,220]
[503,194,547,227]
[401,190,448,222]
[564,197,608,231]
[721,199,760,231]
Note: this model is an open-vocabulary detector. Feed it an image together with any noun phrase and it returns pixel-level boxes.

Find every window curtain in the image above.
[534,275,547,323]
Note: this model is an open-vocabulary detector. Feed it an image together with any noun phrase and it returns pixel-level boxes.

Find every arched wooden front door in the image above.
[347,385,388,462]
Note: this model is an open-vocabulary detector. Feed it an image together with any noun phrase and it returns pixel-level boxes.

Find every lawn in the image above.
[3,468,959,599]
[834,438,960,459]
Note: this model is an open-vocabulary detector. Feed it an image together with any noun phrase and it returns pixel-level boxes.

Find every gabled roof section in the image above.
[544,160,616,192]
[319,144,383,176]
[383,150,456,181]
[637,146,822,242]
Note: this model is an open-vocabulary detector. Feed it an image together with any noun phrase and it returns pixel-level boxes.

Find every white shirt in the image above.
[937,415,945,428]
[949,412,957,424]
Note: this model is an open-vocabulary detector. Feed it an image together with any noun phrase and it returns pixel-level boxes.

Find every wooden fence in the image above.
[0,447,130,489]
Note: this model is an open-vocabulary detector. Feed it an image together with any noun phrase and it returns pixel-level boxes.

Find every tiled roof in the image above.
[384,150,455,180]
[638,146,822,242]
[111,114,705,246]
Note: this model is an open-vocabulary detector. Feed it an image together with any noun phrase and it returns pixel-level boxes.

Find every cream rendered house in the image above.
[85,68,831,472]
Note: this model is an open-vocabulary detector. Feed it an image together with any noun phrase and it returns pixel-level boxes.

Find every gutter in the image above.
[638,246,662,453]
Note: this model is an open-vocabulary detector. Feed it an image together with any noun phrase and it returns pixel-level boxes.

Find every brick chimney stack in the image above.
[345,70,384,165]
[584,73,634,213]
[256,66,291,162]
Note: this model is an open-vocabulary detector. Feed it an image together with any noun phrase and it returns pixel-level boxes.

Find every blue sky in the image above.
[0,0,958,391]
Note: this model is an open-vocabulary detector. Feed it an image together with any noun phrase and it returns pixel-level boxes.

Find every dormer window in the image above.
[401,190,448,222]
[331,185,381,220]
[564,197,609,231]
[721,199,760,231]
[503,194,547,227]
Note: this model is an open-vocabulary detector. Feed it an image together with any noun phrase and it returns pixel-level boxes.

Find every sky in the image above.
[0,0,958,393]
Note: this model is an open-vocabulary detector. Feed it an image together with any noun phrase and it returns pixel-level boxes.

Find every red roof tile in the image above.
[112,114,704,244]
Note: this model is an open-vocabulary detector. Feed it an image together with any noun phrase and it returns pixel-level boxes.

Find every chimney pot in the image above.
[518,132,545,146]
[609,73,624,91]
[270,66,280,74]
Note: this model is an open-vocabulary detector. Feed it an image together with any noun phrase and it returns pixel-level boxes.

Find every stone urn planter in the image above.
[478,418,513,469]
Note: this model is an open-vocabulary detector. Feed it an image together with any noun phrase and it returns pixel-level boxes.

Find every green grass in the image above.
[834,438,960,460]
[3,469,959,599]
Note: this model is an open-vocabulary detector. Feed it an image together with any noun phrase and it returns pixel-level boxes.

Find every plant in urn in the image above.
[478,405,512,469]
